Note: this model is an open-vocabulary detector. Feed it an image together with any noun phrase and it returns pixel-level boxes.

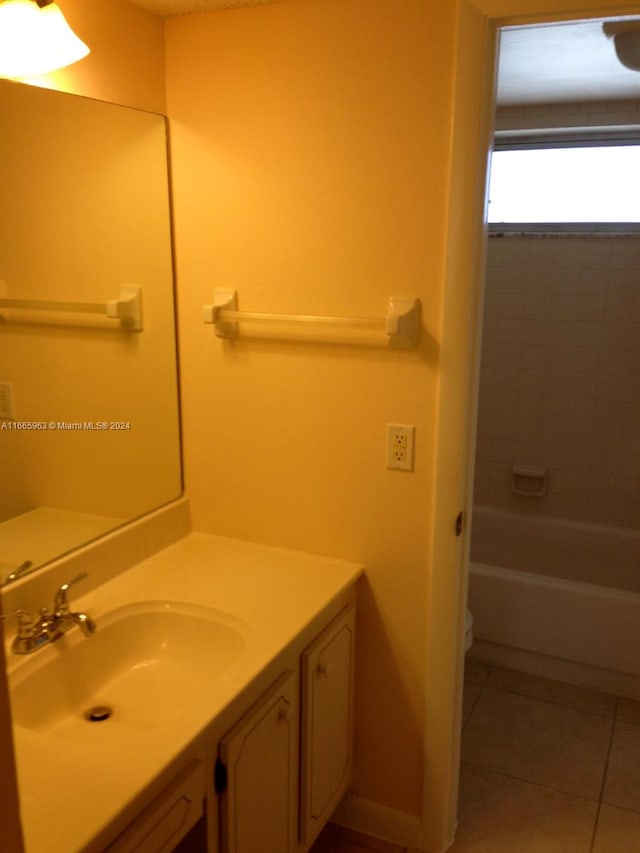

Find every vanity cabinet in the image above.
[10,530,361,853]
[96,601,356,853]
[218,670,299,853]
[214,603,355,853]
[105,760,205,853]
[300,605,355,848]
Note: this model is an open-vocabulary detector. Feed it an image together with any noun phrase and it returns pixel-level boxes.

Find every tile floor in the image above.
[310,823,407,853]
[312,660,640,852]
[454,658,640,852]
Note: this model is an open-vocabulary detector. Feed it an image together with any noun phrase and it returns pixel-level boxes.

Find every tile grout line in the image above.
[464,657,493,687]
[589,696,620,852]
[323,823,408,853]
[472,662,620,719]
[460,759,606,807]
[462,658,493,730]
[480,683,617,719]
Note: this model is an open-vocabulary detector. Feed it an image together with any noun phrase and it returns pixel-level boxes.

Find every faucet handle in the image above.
[53,572,89,616]
[1,609,36,639]
[3,560,33,585]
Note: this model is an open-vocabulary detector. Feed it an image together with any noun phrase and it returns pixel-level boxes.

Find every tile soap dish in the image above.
[511,464,548,497]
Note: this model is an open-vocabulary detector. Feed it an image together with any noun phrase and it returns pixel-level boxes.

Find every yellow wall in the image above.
[165,0,456,816]
[33,0,166,113]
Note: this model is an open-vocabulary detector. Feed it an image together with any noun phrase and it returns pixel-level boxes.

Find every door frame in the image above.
[423,2,640,851]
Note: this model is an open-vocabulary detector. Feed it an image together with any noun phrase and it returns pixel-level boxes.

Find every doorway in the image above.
[456,11,640,852]
[469,16,640,676]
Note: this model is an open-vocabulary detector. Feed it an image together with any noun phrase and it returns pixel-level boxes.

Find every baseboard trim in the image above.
[331,793,422,850]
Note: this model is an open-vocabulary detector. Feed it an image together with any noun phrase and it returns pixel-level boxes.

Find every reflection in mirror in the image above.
[0,79,182,584]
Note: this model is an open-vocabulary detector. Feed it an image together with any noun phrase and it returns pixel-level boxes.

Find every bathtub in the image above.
[468,506,640,695]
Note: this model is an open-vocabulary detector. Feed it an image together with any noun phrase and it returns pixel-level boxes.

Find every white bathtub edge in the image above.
[469,639,640,701]
[468,561,640,692]
[471,561,640,604]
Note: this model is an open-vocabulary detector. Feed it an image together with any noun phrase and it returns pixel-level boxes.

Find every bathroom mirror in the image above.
[0,79,182,584]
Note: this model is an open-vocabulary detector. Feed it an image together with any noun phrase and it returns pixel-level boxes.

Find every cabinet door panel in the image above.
[106,760,205,853]
[301,606,355,846]
[219,670,297,853]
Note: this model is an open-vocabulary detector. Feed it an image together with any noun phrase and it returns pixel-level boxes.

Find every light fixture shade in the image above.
[613,29,640,72]
[0,0,89,78]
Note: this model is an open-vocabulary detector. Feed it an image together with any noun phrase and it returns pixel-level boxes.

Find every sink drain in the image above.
[85,705,113,722]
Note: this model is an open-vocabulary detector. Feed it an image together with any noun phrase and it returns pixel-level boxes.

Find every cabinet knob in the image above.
[277,706,290,725]
[317,661,334,678]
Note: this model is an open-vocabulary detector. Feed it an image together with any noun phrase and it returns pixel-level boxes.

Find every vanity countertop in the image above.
[8,532,362,853]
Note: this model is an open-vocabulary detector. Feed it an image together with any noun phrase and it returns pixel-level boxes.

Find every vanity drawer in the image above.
[105,760,205,853]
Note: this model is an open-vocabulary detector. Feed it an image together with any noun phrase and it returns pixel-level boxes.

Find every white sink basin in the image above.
[8,600,248,739]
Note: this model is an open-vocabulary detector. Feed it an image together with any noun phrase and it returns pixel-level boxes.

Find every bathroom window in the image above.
[488,142,640,227]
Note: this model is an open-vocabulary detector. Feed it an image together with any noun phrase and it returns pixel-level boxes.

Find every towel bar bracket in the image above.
[106,285,143,332]
[202,289,238,339]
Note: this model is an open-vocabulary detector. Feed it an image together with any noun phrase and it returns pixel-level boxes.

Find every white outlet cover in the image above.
[386,424,415,471]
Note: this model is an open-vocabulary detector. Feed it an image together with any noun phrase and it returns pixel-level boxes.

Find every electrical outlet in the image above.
[386,424,415,471]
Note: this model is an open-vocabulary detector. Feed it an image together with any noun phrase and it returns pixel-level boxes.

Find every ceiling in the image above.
[124,1,640,106]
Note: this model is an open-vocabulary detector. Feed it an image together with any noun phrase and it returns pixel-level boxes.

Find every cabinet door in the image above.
[105,760,205,853]
[300,605,355,847]
[219,670,298,853]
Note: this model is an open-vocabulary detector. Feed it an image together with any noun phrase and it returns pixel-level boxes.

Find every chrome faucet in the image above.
[1,572,96,655]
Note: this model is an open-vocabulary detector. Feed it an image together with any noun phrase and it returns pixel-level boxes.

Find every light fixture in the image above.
[0,0,89,78]
[603,21,640,72]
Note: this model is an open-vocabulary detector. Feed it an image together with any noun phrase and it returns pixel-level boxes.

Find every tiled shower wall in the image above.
[473,234,640,531]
